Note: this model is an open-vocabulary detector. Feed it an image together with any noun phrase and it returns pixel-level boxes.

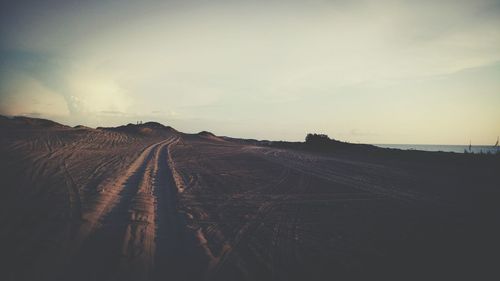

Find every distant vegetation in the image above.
[304,133,353,149]
[305,133,335,145]
[261,133,500,162]
[262,133,369,153]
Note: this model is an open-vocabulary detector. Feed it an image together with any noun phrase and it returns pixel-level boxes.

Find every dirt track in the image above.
[1,118,499,280]
[66,136,210,281]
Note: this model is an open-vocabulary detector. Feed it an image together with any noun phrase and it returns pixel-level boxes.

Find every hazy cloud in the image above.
[1,0,499,143]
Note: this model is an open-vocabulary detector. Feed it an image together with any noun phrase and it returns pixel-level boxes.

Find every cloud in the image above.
[1,0,499,143]
[20,112,42,117]
[99,110,127,116]
[64,66,132,115]
[0,71,69,117]
[0,50,133,113]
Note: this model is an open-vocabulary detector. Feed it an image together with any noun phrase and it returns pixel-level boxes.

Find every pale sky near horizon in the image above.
[1,0,499,144]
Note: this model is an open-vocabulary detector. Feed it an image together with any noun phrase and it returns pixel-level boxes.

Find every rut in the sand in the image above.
[65,137,207,281]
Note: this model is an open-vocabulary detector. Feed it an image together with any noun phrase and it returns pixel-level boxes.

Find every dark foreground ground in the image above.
[1,116,499,280]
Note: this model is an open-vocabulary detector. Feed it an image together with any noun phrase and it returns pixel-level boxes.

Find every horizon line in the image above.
[2,114,498,147]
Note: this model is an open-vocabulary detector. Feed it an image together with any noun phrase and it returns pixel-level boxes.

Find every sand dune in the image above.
[1,116,499,280]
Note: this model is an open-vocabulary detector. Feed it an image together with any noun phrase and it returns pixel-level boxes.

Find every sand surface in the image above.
[1,117,499,280]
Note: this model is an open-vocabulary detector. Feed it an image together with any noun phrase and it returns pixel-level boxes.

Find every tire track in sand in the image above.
[66,138,174,281]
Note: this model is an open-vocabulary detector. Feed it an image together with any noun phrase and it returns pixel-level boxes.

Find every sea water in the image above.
[375,144,499,154]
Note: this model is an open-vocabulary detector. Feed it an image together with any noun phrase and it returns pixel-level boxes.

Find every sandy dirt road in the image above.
[0,121,208,281]
[62,137,209,281]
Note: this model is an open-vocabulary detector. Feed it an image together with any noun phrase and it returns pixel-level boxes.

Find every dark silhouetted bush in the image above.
[305,133,331,145]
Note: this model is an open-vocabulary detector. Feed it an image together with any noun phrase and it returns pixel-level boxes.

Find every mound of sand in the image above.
[197,131,227,142]
[74,125,92,130]
[198,131,216,137]
[98,122,178,137]
[0,115,68,129]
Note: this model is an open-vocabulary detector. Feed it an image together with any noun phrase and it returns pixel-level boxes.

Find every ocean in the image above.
[374,144,499,154]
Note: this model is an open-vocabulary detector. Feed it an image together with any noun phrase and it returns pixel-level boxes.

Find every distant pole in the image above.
[495,136,499,154]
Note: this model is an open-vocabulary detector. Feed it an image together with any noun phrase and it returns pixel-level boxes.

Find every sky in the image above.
[1,0,499,144]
